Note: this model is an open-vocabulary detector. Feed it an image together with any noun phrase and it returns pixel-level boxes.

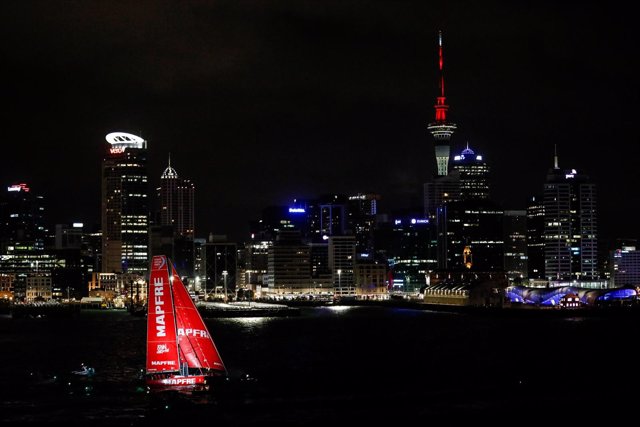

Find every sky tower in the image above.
[427,31,457,176]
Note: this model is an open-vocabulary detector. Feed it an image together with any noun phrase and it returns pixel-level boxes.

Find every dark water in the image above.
[1,306,638,425]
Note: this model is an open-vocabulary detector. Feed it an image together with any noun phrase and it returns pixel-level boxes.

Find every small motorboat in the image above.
[72,364,95,377]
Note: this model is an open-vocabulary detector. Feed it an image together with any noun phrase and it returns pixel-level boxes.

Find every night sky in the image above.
[2,1,638,245]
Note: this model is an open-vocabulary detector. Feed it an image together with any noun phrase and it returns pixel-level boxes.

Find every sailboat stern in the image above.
[146,374,209,391]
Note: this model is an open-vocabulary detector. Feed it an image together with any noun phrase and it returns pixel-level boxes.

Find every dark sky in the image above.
[1,1,638,245]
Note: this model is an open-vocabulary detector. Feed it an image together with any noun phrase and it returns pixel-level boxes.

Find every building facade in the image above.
[543,163,598,281]
[101,132,149,275]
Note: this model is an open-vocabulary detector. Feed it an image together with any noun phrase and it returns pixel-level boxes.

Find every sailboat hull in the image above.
[146,375,208,391]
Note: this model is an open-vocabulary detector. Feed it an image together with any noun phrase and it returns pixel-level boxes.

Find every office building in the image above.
[101,132,149,275]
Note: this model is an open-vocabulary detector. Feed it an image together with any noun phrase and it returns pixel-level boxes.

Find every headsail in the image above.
[146,256,180,373]
[170,263,226,374]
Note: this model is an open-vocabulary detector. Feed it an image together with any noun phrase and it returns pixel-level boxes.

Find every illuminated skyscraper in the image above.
[543,151,598,281]
[347,193,380,259]
[427,31,456,176]
[526,195,545,279]
[0,183,45,253]
[159,156,194,238]
[157,156,195,277]
[503,210,528,282]
[101,132,149,275]
[451,144,490,200]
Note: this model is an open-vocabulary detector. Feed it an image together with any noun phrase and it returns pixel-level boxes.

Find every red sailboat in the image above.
[145,255,227,392]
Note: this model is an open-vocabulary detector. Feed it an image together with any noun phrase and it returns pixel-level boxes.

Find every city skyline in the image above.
[2,2,638,245]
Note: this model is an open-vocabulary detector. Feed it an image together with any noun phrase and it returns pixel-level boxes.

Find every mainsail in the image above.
[146,256,180,373]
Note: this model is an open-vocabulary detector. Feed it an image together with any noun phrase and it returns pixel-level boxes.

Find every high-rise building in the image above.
[436,199,504,271]
[309,242,331,292]
[101,132,149,275]
[526,195,545,279]
[159,156,195,238]
[267,230,311,294]
[157,156,195,278]
[329,235,356,297]
[347,193,380,260]
[423,171,460,218]
[427,31,456,177]
[0,183,53,301]
[0,183,46,253]
[543,152,598,281]
[451,144,490,200]
[375,214,435,293]
[503,210,528,282]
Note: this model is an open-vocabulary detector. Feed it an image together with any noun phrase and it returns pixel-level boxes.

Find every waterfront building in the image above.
[101,132,149,275]
[329,235,356,297]
[310,242,332,294]
[423,271,507,306]
[611,245,640,287]
[244,239,271,292]
[354,262,388,300]
[267,230,312,295]
[506,285,633,306]
[25,273,52,302]
[543,151,598,281]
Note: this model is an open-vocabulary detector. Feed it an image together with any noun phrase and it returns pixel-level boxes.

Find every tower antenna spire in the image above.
[438,30,445,99]
[554,144,559,169]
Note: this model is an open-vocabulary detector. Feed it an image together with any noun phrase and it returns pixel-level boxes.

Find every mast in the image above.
[168,267,188,376]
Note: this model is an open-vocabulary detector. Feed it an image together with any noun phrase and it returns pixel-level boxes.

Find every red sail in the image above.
[146,256,180,373]
[170,263,226,373]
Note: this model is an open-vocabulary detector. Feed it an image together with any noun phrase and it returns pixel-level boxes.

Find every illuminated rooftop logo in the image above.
[7,183,29,192]
[105,132,147,150]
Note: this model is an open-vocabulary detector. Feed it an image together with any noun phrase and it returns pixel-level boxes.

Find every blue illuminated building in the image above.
[506,285,636,307]
[451,143,490,201]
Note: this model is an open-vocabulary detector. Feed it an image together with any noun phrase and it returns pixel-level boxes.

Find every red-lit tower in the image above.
[427,31,457,176]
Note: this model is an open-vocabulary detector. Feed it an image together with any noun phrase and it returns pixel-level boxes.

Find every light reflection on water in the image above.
[217,316,275,327]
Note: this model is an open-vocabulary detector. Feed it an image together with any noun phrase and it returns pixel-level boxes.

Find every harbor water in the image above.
[1,306,638,425]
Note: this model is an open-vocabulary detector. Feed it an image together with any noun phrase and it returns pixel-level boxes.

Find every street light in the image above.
[337,269,342,295]
[222,270,228,303]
